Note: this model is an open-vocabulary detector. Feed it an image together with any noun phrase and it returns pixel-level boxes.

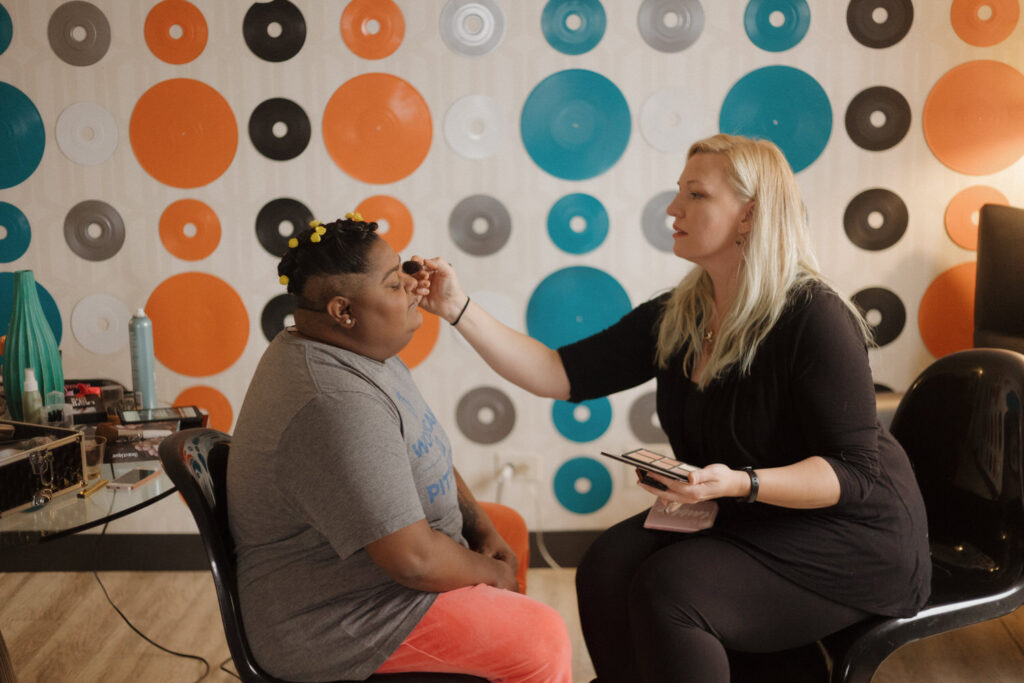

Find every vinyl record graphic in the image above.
[47,1,110,66]
[923,60,1024,176]
[145,0,208,64]
[255,197,314,257]
[944,185,1008,251]
[0,202,31,263]
[440,0,506,56]
[553,456,612,514]
[63,199,126,261]
[248,97,310,161]
[323,73,431,184]
[640,87,712,154]
[456,386,516,444]
[542,0,606,55]
[641,190,676,252]
[918,262,975,359]
[243,0,305,62]
[521,69,631,181]
[130,78,238,189]
[0,4,12,56]
[341,0,404,59]
[160,198,220,261]
[845,86,911,152]
[444,94,506,160]
[527,266,631,349]
[744,0,810,52]
[552,397,612,442]
[261,293,296,342]
[719,65,832,173]
[628,392,668,443]
[548,193,608,255]
[851,287,905,347]
[951,0,1018,47]
[174,385,233,432]
[449,194,512,256]
[356,195,414,253]
[846,0,913,48]
[637,0,704,53]
[0,83,45,190]
[56,101,118,166]
[71,293,130,354]
[843,189,907,251]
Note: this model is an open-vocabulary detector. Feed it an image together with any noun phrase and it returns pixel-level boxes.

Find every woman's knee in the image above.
[505,601,572,679]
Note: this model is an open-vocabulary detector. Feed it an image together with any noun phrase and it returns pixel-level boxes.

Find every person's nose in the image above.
[666,193,683,218]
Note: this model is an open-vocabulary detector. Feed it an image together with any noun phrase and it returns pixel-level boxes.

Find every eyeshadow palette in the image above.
[599,447,698,482]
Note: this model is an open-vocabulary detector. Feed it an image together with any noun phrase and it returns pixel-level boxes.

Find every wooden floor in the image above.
[1,569,1023,682]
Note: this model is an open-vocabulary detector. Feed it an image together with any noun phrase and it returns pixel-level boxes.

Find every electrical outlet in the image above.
[492,452,542,481]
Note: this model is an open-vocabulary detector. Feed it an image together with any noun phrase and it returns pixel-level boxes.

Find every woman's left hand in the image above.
[637,463,748,503]
[471,527,518,576]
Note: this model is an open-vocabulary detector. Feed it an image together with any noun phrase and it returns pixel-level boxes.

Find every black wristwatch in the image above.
[740,466,759,503]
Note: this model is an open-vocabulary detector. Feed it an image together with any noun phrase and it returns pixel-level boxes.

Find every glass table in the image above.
[0,461,177,682]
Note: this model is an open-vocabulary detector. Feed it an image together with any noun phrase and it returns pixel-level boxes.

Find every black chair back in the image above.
[975,203,1024,354]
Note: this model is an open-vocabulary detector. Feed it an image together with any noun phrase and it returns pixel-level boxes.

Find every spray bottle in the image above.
[129,309,158,410]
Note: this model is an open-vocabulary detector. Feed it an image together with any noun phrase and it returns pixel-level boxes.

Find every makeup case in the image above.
[0,420,84,516]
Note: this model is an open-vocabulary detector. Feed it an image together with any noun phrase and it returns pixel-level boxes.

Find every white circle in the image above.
[574,477,592,494]
[278,220,295,237]
[573,405,591,422]
[869,109,887,128]
[477,406,496,424]
[272,121,289,138]
[0,226,7,241]
[364,18,381,35]
[872,7,889,24]
[866,309,883,326]
[769,10,785,27]
[71,25,87,42]
[267,21,283,38]
[376,218,391,234]
[640,87,712,154]
[71,293,131,354]
[284,313,295,328]
[867,210,885,229]
[183,222,198,238]
[56,102,119,166]
[569,215,587,233]
[662,11,681,28]
[977,5,993,21]
[444,94,506,160]
[169,24,183,39]
[86,222,103,239]
[565,13,583,31]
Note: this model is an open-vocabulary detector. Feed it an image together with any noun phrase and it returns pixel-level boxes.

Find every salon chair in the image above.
[974,203,1024,354]
[159,429,487,683]
[819,348,1024,682]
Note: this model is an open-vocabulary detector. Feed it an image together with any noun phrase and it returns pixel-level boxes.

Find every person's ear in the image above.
[741,201,755,225]
[325,296,355,328]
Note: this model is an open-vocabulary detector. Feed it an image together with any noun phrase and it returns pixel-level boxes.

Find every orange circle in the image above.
[145,0,208,64]
[130,79,238,188]
[159,199,221,261]
[398,311,439,369]
[918,262,977,359]
[944,185,1009,250]
[341,0,404,60]
[356,195,413,252]
[174,385,234,432]
[323,73,432,184]
[146,272,249,377]
[951,0,1019,47]
[923,60,1024,176]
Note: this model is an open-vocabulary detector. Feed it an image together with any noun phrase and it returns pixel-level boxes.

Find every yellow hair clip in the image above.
[310,233,321,243]
[279,275,289,285]
[315,225,327,235]
[309,219,323,228]
[345,211,364,222]
[288,237,299,248]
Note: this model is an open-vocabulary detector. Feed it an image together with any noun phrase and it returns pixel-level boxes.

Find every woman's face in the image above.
[345,238,423,360]
[666,152,753,273]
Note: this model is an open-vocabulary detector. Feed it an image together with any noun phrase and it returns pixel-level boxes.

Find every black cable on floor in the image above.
[93,489,212,682]
[219,655,241,680]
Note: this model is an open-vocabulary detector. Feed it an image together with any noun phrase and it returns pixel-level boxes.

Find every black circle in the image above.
[843,188,908,251]
[845,86,911,151]
[261,293,297,341]
[248,97,310,161]
[255,197,314,257]
[243,0,306,63]
[847,0,913,48]
[852,287,906,347]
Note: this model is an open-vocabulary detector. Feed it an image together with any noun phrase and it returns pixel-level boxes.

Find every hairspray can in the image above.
[129,309,158,409]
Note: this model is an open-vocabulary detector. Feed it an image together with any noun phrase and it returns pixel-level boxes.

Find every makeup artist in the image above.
[414,134,931,683]
[228,215,571,682]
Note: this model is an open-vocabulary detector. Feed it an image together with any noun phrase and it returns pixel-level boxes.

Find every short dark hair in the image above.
[277,217,380,302]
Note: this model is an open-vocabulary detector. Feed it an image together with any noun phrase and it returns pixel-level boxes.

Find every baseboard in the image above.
[0,531,600,572]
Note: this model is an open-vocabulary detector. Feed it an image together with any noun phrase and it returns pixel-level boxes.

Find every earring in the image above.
[735,235,747,246]
[341,316,355,328]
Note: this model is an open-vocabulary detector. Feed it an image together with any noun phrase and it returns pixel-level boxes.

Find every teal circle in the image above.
[0,273,64,360]
[547,193,608,254]
[541,0,606,55]
[744,0,810,52]
[552,397,612,442]
[526,266,631,349]
[0,82,45,189]
[521,69,631,180]
[719,65,831,173]
[0,202,31,262]
[0,5,11,55]
[553,456,612,514]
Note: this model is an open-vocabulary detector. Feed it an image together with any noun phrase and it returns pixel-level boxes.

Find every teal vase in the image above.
[3,270,64,421]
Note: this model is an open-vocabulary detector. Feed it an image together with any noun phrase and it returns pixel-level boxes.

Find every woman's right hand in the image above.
[411,256,469,325]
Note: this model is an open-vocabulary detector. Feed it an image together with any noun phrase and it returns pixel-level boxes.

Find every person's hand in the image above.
[637,463,748,503]
[472,526,519,584]
[408,256,468,324]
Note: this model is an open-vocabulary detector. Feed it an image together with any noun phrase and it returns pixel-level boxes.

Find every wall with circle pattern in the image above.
[0,0,1022,533]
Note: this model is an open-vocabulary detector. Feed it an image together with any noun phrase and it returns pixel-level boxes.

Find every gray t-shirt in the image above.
[228,330,465,681]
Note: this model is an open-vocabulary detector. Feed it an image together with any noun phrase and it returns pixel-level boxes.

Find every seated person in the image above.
[227,215,571,682]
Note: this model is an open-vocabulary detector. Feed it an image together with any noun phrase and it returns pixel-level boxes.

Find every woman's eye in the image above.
[690,192,703,199]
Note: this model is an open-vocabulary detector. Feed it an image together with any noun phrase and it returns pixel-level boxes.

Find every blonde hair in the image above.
[655,133,870,387]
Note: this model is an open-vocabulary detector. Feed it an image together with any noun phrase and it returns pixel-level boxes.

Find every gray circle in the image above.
[64,199,125,261]
[47,1,111,66]
[449,194,512,256]
[629,392,668,443]
[637,0,704,53]
[456,386,516,444]
[641,190,676,252]
[440,0,506,56]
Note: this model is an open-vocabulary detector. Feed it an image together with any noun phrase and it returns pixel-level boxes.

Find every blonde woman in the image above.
[415,134,930,682]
